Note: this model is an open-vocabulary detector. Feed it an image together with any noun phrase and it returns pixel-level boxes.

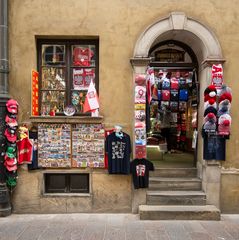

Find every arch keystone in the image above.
[170,12,186,30]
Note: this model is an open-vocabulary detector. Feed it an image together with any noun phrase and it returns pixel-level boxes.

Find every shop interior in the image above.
[146,42,198,168]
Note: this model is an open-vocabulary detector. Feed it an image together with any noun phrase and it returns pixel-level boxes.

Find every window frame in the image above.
[37,38,99,116]
[44,173,90,194]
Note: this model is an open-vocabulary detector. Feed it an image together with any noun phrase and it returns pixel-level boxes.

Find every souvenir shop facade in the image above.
[4,1,239,214]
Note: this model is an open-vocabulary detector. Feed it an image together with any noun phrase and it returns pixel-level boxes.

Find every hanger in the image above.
[114,125,123,139]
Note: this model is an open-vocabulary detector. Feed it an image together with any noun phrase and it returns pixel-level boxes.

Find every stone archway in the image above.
[131,12,225,210]
[133,12,223,63]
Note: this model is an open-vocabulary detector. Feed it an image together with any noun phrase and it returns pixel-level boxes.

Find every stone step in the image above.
[150,168,197,178]
[146,190,206,205]
[139,205,220,220]
[149,177,202,191]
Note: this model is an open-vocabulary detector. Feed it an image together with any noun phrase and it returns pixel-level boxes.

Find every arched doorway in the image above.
[131,12,225,208]
[146,40,198,168]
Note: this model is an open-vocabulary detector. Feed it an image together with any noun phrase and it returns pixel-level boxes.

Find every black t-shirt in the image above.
[28,131,39,170]
[130,158,154,189]
[105,132,131,174]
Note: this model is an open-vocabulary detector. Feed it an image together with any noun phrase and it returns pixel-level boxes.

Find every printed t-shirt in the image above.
[130,158,154,189]
[17,138,33,164]
[105,132,131,174]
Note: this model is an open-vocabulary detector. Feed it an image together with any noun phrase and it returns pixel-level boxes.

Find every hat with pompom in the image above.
[218,99,231,117]
[218,114,231,135]
[218,84,232,103]
[203,112,217,132]
[204,98,217,110]
[204,85,217,102]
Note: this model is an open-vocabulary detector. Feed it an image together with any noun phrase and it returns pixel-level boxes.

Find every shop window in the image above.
[37,39,99,116]
[44,173,89,193]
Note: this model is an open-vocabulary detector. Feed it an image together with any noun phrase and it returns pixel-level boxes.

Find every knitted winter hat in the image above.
[218,114,231,135]
[204,106,217,117]
[219,92,232,103]
[218,114,231,126]
[135,74,146,86]
[203,121,216,131]
[204,99,217,110]
[204,85,217,102]
[218,99,231,116]
[220,84,232,95]
[204,112,217,123]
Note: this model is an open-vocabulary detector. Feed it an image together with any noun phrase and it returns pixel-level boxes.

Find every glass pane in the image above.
[71,90,87,113]
[45,174,66,193]
[41,67,66,90]
[42,45,65,65]
[72,45,96,67]
[72,68,95,90]
[41,90,65,115]
[70,174,89,193]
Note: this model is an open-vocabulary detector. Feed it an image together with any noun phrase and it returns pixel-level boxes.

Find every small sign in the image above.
[211,64,223,89]
[31,70,39,116]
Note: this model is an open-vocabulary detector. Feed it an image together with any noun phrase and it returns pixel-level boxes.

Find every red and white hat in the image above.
[6,99,18,114]
[5,115,18,128]
[218,114,231,135]
[4,156,17,171]
[4,129,17,142]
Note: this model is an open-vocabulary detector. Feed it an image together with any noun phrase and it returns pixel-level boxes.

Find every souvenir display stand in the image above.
[35,121,105,169]
[202,84,232,161]
[202,64,232,161]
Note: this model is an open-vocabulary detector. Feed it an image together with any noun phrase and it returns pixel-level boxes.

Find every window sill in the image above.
[30,115,104,124]
[42,193,91,197]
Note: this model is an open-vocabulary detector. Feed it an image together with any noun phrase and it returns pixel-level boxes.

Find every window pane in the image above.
[69,174,89,193]
[41,90,65,115]
[41,67,66,90]
[72,45,96,67]
[71,90,86,113]
[42,45,65,65]
[72,68,95,90]
[45,174,66,193]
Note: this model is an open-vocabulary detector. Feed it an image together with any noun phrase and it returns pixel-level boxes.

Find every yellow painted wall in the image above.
[8,0,239,212]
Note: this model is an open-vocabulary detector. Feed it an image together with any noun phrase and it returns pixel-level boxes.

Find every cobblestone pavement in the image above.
[0,214,239,240]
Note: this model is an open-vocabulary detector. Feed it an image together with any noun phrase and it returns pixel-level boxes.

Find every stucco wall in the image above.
[12,168,132,213]
[8,0,239,213]
[221,172,239,213]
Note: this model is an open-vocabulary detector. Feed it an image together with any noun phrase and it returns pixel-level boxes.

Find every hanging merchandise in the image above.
[83,79,99,114]
[4,99,19,189]
[38,124,71,168]
[211,64,223,89]
[192,129,198,149]
[105,126,131,174]
[31,70,39,116]
[135,122,146,146]
[161,90,170,101]
[28,128,38,170]
[179,89,188,101]
[170,77,179,89]
[202,83,232,160]
[72,124,105,168]
[179,77,186,89]
[135,73,147,159]
[73,46,94,67]
[104,129,115,169]
[17,126,33,165]
[130,158,154,189]
[135,86,146,103]
[146,68,155,104]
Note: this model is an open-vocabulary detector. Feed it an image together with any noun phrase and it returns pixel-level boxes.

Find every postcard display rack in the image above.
[38,123,104,168]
